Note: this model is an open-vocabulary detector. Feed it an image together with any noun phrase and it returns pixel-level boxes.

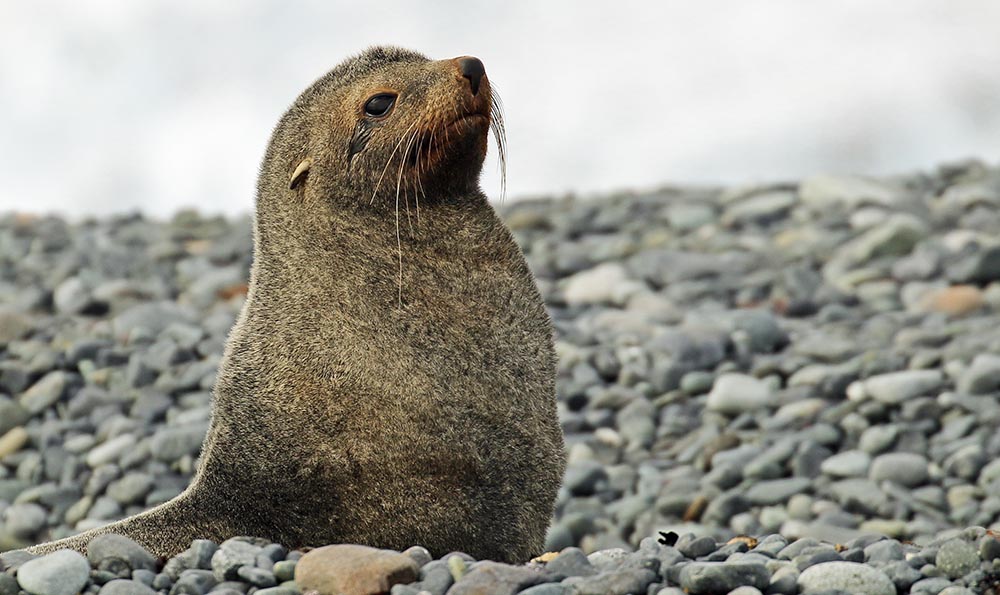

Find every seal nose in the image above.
[457,57,486,96]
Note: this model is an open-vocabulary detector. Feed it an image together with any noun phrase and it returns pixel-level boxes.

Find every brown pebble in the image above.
[295,544,418,595]
[919,285,984,316]
[0,426,29,459]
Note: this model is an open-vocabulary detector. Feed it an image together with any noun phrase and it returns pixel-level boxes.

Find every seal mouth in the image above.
[407,112,489,167]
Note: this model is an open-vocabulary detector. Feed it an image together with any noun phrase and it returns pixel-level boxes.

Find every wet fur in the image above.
[24,46,564,563]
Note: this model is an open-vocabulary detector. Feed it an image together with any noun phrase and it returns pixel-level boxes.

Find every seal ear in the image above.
[289,158,312,190]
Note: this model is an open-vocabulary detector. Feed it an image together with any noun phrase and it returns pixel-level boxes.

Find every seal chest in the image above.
[26,47,565,565]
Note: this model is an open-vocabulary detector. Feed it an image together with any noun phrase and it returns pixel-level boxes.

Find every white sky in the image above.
[2,0,999,217]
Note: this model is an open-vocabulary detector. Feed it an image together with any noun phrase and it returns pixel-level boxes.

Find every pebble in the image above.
[678,562,770,594]
[295,544,419,595]
[706,373,778,415]
[16,550,91,595]
[869,452,930,487]
[935,539,979,580]
[796,561,895,595]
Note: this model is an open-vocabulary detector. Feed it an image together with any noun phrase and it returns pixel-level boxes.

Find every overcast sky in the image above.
[2,0,999,217]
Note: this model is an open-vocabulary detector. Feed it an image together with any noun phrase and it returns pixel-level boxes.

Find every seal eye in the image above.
[364,93,396,118]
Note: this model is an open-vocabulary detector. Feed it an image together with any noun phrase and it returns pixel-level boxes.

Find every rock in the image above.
[544,547,596,578]
[149,425,208,462]
[0,307,33,342]
[796,561,895,595]
[16,550,91,595]
[295,544,419,595]
[0,396,29,436]
[99,580,158,595]
[86,434,138,468]
[87,534,157,573]
[957,353,1000,394]
[3,503,46,538]
[208,539,262,582]
[869,452,929,487]
[860,370,943,404]
[53,277,93,315]
[820,450,871,478]
[722,190,798,226]
[0,426,29,459]
[562,568,657,595]
[19,371,70,414]
[446,561,548,595]
[112,301,196,339]
[745,478,812,506]
[917,285,984,316]
[563,263,630,305]
[678,562,770,594]
[935,539,979,580]
[799,174,902,208]
[706,373,778,415]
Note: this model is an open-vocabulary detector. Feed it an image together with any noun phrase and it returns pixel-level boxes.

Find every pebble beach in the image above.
[4,160,1000,593]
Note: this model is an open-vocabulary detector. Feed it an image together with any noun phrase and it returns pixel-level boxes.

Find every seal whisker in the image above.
[489,86,508,203]
[371,120,419,205]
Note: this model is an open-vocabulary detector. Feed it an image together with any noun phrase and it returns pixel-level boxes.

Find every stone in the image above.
[562,569,657,595]
[16,550,91,595]
[869,452,929,487]
[820,450,871,478]
[861,370,943,404]
[563,263,630,305]
[98,580,158,595]
[0,426,29,459]
[211,539,262,581]
[678,562,770,594]
[917,285,984,316]
[799,174,902,208]
[19,371,69,414]
[87,534,157,573]
[446,561,549,595]
[86,434,137,468]
[744,478,812,506]
[706,373,778,415]
[796,561,895,595]
[295,544,419,595]
[957,353,1000,394]
[935,539,979,580]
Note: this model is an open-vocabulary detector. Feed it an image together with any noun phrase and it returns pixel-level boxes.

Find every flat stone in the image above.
[98,580,158,595]
[862,370,943,404]
[295,544,419,595]
[706,373,778,415]
[820,450,871,478]
[745,477,812,506]
[678,562,770,594]
[869,452,929,487]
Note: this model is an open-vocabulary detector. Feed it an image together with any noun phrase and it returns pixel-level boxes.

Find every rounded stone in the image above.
[936,539,979,580]
[98,579,158,595]
[16,550,91,595]
[296,544,419,595]
[869,452,929,487]
[797,561,895,595]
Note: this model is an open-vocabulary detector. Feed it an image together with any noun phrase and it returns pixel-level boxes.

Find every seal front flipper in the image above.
[23,489,229,558]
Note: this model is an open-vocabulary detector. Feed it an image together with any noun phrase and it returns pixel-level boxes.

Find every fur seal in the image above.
[25,46,565,564]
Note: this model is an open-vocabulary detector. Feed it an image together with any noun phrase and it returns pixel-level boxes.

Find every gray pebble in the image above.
[935,539,979,580]
[797,561,895,595]
[98,579,158,595]
[16,550,91,595]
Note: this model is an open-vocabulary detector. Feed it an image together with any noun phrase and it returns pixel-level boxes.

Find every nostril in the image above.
[458,57,486,96]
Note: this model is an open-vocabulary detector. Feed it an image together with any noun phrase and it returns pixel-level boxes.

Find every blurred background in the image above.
[2,0,999,218]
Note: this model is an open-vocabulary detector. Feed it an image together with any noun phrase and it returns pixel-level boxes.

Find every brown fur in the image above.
[25,46,564,563]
